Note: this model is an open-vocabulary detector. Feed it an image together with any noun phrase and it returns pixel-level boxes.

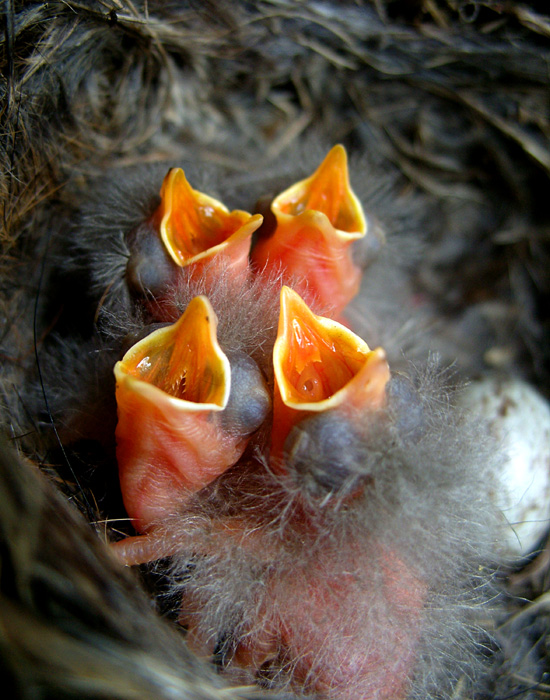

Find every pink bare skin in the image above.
[115,385,247,531]
[180,520,426,700]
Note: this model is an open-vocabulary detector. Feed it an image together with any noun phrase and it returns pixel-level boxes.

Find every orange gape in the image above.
[271,286,390,469]
[114,296,248,532]
[153,167,263,284]
[251,145,367,318]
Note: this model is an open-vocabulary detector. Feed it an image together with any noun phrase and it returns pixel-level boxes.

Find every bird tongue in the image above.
[116,295,229,406]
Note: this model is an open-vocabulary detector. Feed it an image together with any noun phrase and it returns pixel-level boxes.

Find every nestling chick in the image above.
[3,3,550,700]
[79,149,499,699]
[30,145,502,700]
[111,279,499,699]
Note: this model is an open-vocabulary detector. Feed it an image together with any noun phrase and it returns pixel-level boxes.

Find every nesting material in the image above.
[2,3,550,698]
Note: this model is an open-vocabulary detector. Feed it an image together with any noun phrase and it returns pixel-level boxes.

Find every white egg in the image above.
[458,376,550,559]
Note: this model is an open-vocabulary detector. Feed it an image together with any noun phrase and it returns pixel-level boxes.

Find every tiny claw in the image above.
[114,296,248,531]
[271,287,390,469]
[252,145,366,317]
[155,167,263,281]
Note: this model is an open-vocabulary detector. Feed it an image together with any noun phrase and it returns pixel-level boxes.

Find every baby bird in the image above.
[35,145,501,700]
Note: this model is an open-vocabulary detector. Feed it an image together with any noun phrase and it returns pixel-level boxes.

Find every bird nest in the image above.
[1,1,549,699]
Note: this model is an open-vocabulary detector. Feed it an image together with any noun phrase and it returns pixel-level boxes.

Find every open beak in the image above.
[114,295,248,532]
[271,286,390,469]
[155,168,263,283]
[252,145,366,318]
